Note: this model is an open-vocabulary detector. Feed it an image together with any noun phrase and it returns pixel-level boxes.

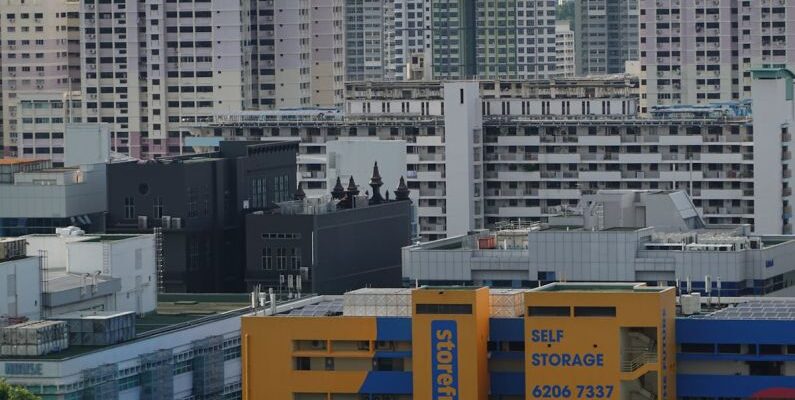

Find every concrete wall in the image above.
[0,257,41,320]
[752,73,795,234]
[67,236,157,314]
[245,201,412,294]
[325,139,408,200]
[64,123,110,167]
[444,82,482,236]
[0,163,107,219]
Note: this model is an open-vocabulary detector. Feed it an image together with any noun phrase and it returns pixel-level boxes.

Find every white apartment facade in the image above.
[191,70,795,239]
[0,0,81,159]
[639,0,795,112]
[78,0,344,159]
[555,21,575,78]
[392,0,431,80]
[80,0,252,159]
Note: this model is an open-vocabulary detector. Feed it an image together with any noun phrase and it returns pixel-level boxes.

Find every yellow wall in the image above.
[242,316,377,400]
[411,287,490,400]
[524,286,676,400]
[241,285,676,400]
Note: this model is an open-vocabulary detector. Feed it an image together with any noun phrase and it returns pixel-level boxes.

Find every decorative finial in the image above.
[331,176,345,199]
[369,161,385,205]
[346,176,359,196]
[394,176,411,203]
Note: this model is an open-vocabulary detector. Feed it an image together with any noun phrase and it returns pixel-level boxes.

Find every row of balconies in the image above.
[702,206,754,215]
[488,134,753,146]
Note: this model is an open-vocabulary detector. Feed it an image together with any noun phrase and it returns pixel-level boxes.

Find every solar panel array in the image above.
[285,299,344,317]
[702,300,795,320]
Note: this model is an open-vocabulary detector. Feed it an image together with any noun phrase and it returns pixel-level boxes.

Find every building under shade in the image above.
[241,283,795,399]
[244,162,413,294]
[106,141,298,293]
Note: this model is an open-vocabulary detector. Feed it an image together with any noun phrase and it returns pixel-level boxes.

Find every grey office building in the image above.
[106,141,298,293]
[574,0,638,75]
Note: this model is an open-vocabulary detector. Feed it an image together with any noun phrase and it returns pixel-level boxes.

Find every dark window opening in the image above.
[416,303,472,314]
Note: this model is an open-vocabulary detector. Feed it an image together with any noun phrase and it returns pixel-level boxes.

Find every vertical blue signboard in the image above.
[432,320,459,400]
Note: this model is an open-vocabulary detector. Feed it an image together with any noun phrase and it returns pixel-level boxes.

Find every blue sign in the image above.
[766,259,775,268]
[432,320,458,400]
[4,363,43,376]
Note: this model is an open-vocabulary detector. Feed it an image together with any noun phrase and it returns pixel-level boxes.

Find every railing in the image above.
[620,351,658,372]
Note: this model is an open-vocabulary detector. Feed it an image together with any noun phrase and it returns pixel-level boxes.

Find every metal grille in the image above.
[192,335,224,399]
[154,227,166,293]
[140,349,174,400]
[81,364,119,400]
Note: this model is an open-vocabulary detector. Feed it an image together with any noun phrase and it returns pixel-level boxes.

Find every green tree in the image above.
[0,380,40,400]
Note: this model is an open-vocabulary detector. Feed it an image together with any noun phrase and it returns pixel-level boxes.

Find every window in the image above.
[250,177,267,208]
[295,357,310,370]
[573,307,616,317]
[153,196,164,219]
[262,248,272,270]
[415,303,472,314]
[291,248,301,270]
[124,197,135,219]
[277,248,287,270]
[187,187,198,217]
[680,343,714,353]
[527,306,570,317]
[274,175,289,203]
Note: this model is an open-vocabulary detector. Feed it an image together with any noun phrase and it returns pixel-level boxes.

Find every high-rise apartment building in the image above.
[431,0,477,78]
[0,0,81,161]
[639,0,795,112]
[345,0,394,82]
[191,69,795,239]
[574,0,638,76]
[390,0,557,81]
[476,0,558,79]
[555,21,575,77]
[393,0,432,80]
[80,0,252,158]
[78,0,343,159]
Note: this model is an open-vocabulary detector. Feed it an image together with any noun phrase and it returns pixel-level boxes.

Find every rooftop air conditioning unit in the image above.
[161,216,171,229]
[138,216,148,229]
[172,218,182,229]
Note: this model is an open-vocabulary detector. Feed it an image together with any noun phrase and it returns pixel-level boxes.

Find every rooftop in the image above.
[531,282,668,293]
[77,234,139,243]
[0,294,253,361]
[43,271,119,293]
[54,310,135,320]
[696,299,795,321]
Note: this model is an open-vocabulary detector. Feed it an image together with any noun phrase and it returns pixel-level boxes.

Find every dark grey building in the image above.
[574,0,638,75]
[245,164,413,294]
[106,141,298,293]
